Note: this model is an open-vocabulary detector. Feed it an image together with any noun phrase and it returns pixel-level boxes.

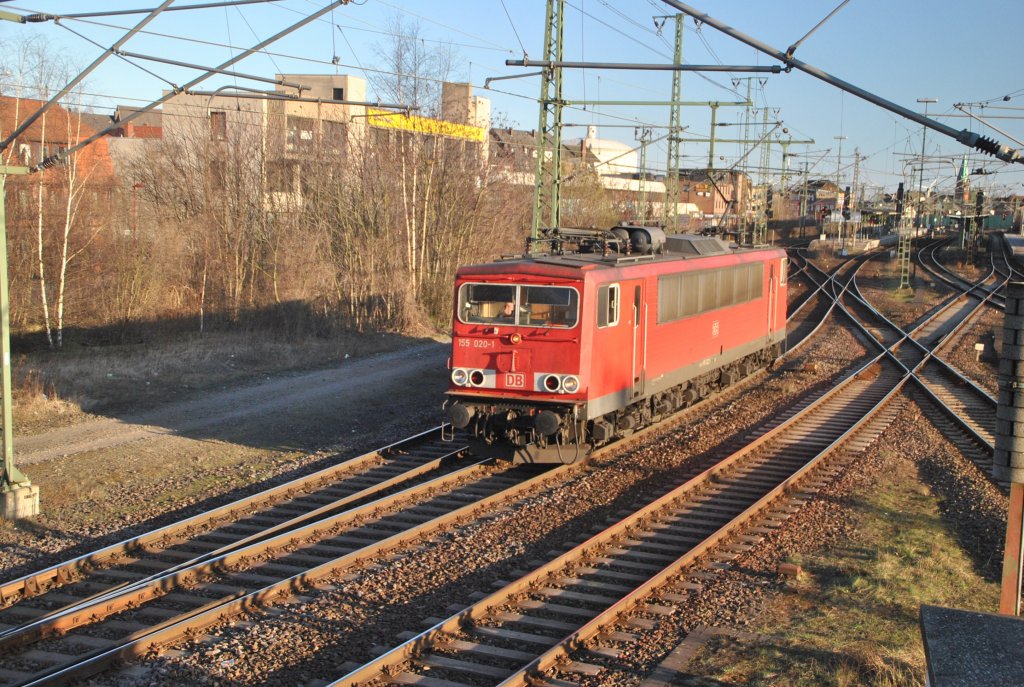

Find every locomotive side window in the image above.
[780,258,789,285]
[597,284,620,328]
[457,283,578,328]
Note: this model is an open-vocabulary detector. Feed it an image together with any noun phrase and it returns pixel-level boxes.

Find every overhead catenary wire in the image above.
[655,0,1023,164]
[32,1,713,130]
[27,0,352,171]
[1,0,284,21]
[233,1,285,78]
[56,18,181,90]
[0,0,174,154]
[28,9,671,134]
[497,0,527,58]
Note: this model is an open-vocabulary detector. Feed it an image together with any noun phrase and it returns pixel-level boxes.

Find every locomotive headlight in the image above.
[470,369,486,386]
[543,374,562,392]
[561,375,580,394]
[451,368,469,386]
[509,333,522,345]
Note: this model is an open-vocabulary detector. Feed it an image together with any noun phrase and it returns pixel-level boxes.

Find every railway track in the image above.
[832,243,1006,485]
[331,348,907,686]
[0,306,825,686]
[0,428,468,618]
[917,238,1004,308]
[0,247,929,687]
[800,247,995,430]
[783,250,844,352]
[323,245,1007,687]
[0,454,576,686]
[319,243,1007,687]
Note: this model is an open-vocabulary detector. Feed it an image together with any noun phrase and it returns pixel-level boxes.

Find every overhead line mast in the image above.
[531,0,565,240]
[666,14,684,229]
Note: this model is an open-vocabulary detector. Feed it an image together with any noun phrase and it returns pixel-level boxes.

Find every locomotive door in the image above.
[631,283,646,399]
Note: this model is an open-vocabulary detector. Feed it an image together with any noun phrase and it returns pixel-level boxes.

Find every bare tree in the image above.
[1,36,117,347]
[368,14,462,116]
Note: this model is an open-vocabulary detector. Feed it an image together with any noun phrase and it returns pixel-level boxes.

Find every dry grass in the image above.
[687,450,999,686]
[11,329,440,434]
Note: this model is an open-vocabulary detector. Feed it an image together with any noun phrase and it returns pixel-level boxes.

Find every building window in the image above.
[208,159,227,190]
[322,120,347,152]
[210,111,227,141]
[332,87,345,101]
[286,116,315,152]
[266,161,296,194]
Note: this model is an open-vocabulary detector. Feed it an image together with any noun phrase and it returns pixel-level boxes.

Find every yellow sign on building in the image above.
[366,107,485,143]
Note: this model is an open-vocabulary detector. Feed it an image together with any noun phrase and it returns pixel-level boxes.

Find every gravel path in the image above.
[14,342,448,465]
[0,343,450,581]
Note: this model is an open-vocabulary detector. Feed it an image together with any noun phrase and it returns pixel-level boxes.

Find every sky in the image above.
[1,0,1022,198]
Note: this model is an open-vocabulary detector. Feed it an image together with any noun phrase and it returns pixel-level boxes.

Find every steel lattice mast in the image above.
[531,0,565,239]
[664,14,684,229]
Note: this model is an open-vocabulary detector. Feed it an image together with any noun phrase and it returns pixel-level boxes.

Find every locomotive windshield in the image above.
[458,283,579,328]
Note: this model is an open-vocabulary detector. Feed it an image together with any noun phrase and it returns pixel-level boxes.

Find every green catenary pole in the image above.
[531,0,564,240]
[0,168,30,491]
[665,14,684,229]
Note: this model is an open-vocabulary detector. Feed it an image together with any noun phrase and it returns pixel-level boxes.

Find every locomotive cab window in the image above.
[458,283,578,328]
[780,258,788,286]
[597,284,620,328]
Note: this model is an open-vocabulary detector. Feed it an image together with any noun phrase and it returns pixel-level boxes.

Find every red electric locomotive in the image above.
[444,227,787,463]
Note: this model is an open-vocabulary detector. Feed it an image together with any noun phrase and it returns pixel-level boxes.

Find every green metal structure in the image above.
[897,232,913,290]
[0,168,31,494]
[665,14,684,229]
[531,0,565,239]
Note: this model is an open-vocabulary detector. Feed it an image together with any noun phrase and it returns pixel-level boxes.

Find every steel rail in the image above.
[7,346,804,687]
[917,238,1003,308]
[493,369,906,687]
[417,252,1001,687]
[0,269,834,685]
[329,348,905,686]
[2,316,827,686]
[812,248,998,404]
[844,252,999,390]
[834,251,1005,480]
[802,251,1000,459]
[783,249,869,356]
[0,427,465,621]
[5,461,569,687]
[0,456,500,651]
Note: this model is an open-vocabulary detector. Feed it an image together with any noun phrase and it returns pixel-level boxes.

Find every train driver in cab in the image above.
[496,301,516,323]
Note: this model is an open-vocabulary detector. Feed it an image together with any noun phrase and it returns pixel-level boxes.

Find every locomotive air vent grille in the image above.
[665,234,731,256]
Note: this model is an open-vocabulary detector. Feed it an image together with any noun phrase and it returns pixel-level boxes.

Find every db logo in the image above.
[504,372,525,388]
